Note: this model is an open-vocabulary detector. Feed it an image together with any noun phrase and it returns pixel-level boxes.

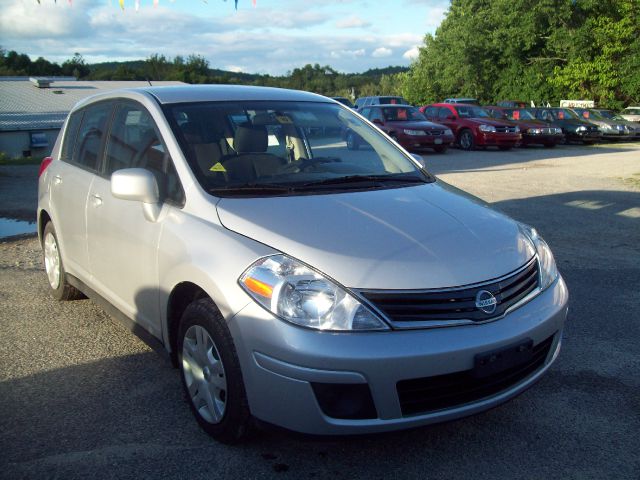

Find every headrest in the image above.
[234,124,268,153]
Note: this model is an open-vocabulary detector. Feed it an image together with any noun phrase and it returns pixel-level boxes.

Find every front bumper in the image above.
[521,133,563,146]
[228,275,569,435]
[476,132,521,147]
[397,134,455,151]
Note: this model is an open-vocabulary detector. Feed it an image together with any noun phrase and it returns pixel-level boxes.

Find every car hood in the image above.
[216,182,535,289]
[463,118,515,127]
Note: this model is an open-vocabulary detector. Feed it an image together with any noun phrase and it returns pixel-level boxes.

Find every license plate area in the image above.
[434,138,443,144]
[473,339,534,379]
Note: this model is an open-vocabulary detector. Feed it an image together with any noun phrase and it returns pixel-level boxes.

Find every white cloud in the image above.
[372,47,392,58]
[0,2,92,39]
[403,46,420,60]
[335,15,371,29]
[330,49,366,59]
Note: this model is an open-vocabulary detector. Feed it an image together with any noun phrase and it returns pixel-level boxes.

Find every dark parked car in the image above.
[573,108,639,140]
[352,104,454,153]
[354,96,410,110]
[332,97,354,108]
[421,103,521,150]
[485,106,564,148]
[530,108,601,144]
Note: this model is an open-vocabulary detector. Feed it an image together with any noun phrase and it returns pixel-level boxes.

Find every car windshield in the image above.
[382,106,426,122]
[508,109,536,120]
[552,109,580,120]
[455,106,490,118]
[165,101,431,197]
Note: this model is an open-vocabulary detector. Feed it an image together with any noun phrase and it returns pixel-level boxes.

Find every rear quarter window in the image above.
[59,111,83,163]
[72,102,113,172]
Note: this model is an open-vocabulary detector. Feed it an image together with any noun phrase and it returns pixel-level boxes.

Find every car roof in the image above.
[80,85,333,106]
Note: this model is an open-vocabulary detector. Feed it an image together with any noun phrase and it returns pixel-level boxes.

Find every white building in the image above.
[0,77,184,158]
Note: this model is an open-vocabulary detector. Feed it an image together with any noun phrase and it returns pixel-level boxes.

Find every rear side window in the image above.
[423,106,437,118]
[73,102,113,171]
[60,111,83,163]
[438,107,452,119]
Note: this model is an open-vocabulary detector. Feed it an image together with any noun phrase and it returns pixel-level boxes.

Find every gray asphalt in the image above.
[1,143,639,479]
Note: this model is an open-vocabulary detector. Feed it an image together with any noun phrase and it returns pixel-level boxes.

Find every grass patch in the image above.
[0,152,45,166]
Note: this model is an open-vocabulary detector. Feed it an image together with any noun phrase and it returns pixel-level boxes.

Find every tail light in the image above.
[38,156,53,177]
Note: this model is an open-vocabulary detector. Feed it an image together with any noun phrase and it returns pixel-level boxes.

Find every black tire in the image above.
[42,222,83,301]
[434,145,448,153]
[498,145,512,151]
[178,298,251,443]
[458,129,475,150]
[544,143,556,148]
[346,132,359,150]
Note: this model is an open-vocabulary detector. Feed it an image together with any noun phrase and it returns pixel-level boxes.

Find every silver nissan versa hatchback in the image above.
[37,85,568,443]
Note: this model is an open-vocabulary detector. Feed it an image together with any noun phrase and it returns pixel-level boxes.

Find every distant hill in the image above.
[87,60,408,80]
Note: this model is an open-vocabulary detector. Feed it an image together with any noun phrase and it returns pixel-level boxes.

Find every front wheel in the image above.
[498,145,512,151]
[178,298,251,443]
[544,143,556,148]
[458,129,475,150]
[42,222,83,301]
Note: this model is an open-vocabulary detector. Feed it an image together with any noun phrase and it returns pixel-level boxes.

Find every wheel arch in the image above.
[166,281,212,367]
[38,209,52,246]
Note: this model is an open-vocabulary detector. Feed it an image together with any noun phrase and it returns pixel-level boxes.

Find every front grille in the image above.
[495,126,518,133]
[396,334,555,416]
[359,258,539,326]
[426,129,445,135]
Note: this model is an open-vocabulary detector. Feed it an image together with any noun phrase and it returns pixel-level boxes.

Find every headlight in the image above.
[577,126,587,132]
[519,224,559,291]
[514,126,520,133]
[403,129,426,136]
[444,128,453,136]
[555,128,563,134]
[478,124,496,133]
[528,128,542,134]
[239,254,389,331]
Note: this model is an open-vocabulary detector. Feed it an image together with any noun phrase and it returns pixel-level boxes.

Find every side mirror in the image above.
[446,114,456,121]
[372,119,383,125]
[111,168,161,222]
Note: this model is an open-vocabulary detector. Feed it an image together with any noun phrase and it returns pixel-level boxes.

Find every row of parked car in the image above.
[334,96,640,153]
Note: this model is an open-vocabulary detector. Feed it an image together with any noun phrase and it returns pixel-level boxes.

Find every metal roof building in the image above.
[0,77,184,158]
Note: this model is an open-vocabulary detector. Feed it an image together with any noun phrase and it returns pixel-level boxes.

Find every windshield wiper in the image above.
[300,174,429,188]
[210,182,296,195]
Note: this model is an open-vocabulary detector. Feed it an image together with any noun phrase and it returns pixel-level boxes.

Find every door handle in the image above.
[53,175,62,185]
[91,194,103,207]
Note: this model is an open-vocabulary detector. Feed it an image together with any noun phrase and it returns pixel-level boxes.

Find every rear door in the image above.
[49,102,113,282]
[85,101,184,337]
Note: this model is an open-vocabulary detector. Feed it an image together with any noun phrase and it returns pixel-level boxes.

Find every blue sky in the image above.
[0,0,450,74]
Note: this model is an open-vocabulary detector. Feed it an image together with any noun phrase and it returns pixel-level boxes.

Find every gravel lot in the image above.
[1,143,639,479]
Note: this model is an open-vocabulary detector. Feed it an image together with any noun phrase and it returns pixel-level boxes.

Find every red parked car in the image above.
[351,104,455,153]
[485,106,564,148]
[421,103,521,150]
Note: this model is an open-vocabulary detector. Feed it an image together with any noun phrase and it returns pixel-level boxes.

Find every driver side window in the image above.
[105,103,184,206]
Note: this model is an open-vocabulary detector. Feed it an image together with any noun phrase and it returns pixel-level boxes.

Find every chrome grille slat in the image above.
[359,258,539,325]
